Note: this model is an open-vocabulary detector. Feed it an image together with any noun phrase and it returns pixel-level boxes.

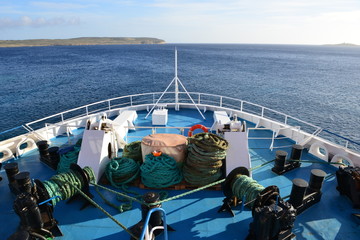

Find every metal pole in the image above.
[175,48,179,111]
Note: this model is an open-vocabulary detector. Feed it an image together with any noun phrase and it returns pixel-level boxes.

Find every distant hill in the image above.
[0,37,166,47]
[324,42,359,47]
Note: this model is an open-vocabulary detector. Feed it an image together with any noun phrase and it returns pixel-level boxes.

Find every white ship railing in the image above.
[0,91,359,154]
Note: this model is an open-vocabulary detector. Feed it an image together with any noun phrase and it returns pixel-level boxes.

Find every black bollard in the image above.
[15,172,32,194]
[48,147,60,170]
[272,150,287,174]
[290,144,304,160]
[308,169,326,192]
[289,178,308,208]
[4,162,19,194]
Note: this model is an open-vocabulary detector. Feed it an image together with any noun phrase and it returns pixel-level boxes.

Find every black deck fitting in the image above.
[336,166,360,208]
[219,167,250,216]
[66,164,94,210]
[288,169,326,215]
[247,186,296,240]
[272,145,304,175]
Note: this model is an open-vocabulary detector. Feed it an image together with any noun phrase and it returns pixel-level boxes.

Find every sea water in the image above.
[0,44,359,145]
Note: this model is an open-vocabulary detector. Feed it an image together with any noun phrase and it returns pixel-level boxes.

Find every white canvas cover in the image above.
[141,133,187,163]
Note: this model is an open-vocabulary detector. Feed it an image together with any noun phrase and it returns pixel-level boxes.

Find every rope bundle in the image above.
[183,132,228,186]
[43,166,95,206]
[232,175,265,207]
[57,139,82,173]
[105,157,140,188]
[122,141,142,162]
[140,153,183,188]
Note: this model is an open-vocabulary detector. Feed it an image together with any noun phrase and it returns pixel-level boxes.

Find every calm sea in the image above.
[0,44,359,145]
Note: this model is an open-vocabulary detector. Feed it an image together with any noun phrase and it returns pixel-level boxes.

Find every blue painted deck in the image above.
[0,108,359,240]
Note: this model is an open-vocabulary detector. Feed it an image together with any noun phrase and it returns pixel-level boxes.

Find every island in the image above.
[0,37,166,48]
[324,42,359,47]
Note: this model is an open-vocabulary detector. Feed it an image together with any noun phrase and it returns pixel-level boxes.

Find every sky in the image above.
[1,0,360,44]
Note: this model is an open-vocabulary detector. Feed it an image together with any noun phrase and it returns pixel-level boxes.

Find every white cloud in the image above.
[30,1,94,10]
[0,16,81,29]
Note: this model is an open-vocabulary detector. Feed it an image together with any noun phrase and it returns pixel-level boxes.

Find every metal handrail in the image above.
[140,208,168,240]
[1,91,359,150]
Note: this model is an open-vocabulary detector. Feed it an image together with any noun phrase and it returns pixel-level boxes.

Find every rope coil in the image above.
[122,141,142,162]
[42,166,95,206]
[232,174,265,207]
[57,139,82,173]
[106,157,140,187]
[184,132,228,186]
[140,153,183,188]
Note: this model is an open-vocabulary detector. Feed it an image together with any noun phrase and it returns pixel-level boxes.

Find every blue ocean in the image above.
[0,44,359,145]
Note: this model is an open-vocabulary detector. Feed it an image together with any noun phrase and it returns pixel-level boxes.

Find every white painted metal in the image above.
[224,131,251,175]
[77,129,113,182]
[1,91,360,166]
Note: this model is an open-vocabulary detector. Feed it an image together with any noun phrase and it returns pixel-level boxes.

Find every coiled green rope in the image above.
[122,141,142,162]
[103,157,141,212]
[184,132,228,186]
[232,175,265,208]
[43,166,95,206]
[140,153,183,188]
[57,139,82,173]
[106,157,140,187]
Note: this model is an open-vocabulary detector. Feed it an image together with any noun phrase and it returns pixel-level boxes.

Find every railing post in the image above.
[61,113,64,123]
[345,141,349,149]
[198,93,201,105]
[285,115,288,125]
[270,131,275,151]
[86,106,89,116]
[261,107,264,117]
[130,96,133,106]
[108,100,111,110]
[220,96,223,107]
[180,128,184,136]
[240,101,243,112]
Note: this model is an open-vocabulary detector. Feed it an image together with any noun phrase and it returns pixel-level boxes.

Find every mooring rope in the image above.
[103,157,141,212]
[140,153,183,188]
[106,157,140,188]
[42,166,95,206]
[184,132,228,186]
[122,141,142,162]
[232,175,265,208]
[57,139,82,173]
